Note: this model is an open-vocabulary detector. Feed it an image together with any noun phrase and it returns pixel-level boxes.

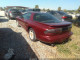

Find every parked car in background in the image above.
[24,8,41,13]
[76,14,80,19]
[5,10,9,17]
[16,12,72,43]
[47,11,63,21]
[56,11,72,22]
[7,9,22,19]
[73,16,80,26]
[19,9,26,14]
[78,16,80,19]
[47,11,72,22]
[76,13,80,17]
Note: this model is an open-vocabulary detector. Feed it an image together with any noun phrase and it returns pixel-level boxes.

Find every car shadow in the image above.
[0,28,38,60]
[40,38,72,47]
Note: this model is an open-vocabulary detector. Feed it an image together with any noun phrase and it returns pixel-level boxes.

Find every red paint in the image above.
[16,12,73,43]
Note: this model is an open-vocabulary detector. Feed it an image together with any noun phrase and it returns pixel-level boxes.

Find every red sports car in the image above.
[16,12,73,43]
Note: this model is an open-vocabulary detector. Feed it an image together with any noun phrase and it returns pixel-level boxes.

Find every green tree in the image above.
[58,7,61,11]
[63,9,67,12]
[43,8,46,11]
[35,5,39,9]
[76,6,80,13]
[78,6,80,11]
[47,9,50,12]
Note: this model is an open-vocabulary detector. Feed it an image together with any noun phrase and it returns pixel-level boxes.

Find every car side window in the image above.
[23,13,31,20]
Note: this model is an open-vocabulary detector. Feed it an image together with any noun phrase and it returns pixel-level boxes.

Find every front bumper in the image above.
[38,32,73,43]
[63,19,73,22]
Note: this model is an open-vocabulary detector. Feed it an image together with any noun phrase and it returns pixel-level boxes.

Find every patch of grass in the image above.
[70,43,80,54]
[71,25,80,36]
[56,25,80,58]
[57,44,71,55]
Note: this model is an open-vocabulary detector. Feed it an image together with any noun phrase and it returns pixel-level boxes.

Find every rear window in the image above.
[57,11,68,15]
[48,11,57,15]
[33,13,62,23]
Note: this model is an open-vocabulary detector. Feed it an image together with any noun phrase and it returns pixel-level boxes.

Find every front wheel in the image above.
[29,28,36,41]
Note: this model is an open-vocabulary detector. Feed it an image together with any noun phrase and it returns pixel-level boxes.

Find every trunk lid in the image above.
[44,22,72,33]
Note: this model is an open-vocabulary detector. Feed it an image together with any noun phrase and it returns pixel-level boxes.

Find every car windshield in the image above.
[19,10,26,12]
[11,9,20,12]
[34,13,62,23]
[57,11,68,15]
[27,9,33,11]
[48,11,57,15]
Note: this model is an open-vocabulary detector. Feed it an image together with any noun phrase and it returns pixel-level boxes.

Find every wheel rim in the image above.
[29,30,34,40]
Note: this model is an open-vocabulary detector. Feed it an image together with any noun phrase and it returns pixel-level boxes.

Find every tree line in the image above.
[35,5,80,13]
[0,5,80,14]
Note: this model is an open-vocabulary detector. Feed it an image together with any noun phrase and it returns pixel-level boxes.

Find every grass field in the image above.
[56,25,80,58]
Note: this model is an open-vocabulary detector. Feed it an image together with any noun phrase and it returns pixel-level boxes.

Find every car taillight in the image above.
[44,28,62,34]
[62,16,67,19]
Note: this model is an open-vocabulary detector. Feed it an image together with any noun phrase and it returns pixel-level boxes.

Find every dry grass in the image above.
[56,25,80,58]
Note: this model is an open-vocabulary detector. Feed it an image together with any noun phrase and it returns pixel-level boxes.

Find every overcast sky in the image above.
[0,0,80,10]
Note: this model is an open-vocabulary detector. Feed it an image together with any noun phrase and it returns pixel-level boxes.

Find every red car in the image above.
[16,12,73,43]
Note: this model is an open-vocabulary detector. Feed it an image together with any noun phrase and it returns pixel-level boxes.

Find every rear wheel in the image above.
[29,28,36,41]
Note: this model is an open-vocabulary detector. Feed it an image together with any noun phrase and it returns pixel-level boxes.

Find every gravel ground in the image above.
[0,11,58,60]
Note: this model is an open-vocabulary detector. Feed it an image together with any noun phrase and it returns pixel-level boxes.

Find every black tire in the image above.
[29,28,36,41]
[16,21,20,27]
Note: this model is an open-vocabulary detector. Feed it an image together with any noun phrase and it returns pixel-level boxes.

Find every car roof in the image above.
[28,11,46,14]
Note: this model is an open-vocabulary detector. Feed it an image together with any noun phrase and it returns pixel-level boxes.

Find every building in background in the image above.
[5,6,29,10]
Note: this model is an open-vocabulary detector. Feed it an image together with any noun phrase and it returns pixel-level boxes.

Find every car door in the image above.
[22,13,32,30]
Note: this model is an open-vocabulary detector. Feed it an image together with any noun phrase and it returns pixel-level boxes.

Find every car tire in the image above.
[16,21,20,27]
[29,28,36,41]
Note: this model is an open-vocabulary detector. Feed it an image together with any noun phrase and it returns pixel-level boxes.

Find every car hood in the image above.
[44,21,72,27]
